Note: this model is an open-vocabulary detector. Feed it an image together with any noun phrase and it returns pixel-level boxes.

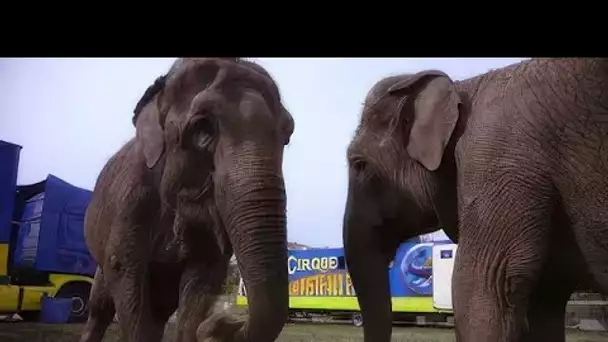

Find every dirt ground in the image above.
[1,322,607,342]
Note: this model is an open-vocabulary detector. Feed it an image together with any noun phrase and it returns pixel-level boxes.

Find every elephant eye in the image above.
[351,159,368,173]
[194,119,216,149]
[183,115,216,151]
[193,130,213,150]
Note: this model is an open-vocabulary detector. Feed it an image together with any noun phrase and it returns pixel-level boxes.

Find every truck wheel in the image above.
[55,282,91,323]
[352,312,363,327]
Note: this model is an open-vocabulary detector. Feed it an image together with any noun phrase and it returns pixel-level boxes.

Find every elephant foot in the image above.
[196,311,245,342]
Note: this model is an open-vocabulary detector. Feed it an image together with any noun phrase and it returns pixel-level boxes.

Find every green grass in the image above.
[0,322,606,342]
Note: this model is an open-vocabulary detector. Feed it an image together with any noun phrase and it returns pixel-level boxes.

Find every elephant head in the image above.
[133,58,294,342]
[343,70,462,341]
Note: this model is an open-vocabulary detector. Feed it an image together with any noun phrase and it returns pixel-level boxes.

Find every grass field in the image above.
[0,322,607,342]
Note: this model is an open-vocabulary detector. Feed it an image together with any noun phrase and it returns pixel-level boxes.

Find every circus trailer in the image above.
[236,228,458,325]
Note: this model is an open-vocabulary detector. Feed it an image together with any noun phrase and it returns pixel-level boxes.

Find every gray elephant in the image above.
[342,58,608,342]
[79,58,294,342]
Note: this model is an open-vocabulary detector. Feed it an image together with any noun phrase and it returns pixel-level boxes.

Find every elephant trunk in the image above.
[219,148,289,342]
[344,225,393,342]
[343,187,393,342]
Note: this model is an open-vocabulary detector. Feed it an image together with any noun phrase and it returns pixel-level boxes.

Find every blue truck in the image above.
[0,140,96,322]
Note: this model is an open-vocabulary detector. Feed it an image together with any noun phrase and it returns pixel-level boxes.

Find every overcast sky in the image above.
[0,57,526,247]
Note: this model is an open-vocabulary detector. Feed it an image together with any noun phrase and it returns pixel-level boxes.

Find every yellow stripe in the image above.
[0,285,20,311]
[0,244,8,276]
[0,273,95,311]
[236,295,439,313]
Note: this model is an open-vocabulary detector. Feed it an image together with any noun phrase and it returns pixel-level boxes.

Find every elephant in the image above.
[79,58,294,342]
[342,58,608,342]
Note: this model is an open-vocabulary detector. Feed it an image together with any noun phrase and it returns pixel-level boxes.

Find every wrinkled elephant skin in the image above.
[343,59,608,342]
[79,58,294,342]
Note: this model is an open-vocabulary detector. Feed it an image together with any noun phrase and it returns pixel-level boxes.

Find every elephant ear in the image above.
[133,75,167,169]
[388,70,461,171]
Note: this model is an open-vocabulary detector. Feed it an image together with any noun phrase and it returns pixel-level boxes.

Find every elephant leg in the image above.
[174,256,230,342]
[79,268,115,342]
[148,269,180,339]
[453,180,553,342]
[568,202,608,293]
[107,260,165,342]
[522,280,572,342]
[522,221,581,342]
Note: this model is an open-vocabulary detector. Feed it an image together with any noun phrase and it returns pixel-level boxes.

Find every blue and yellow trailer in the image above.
[0,140,95,322]
[236,232,457,324]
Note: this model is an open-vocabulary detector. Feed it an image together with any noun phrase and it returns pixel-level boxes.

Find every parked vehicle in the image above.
[236,230,458,326]
[0,140,95,322]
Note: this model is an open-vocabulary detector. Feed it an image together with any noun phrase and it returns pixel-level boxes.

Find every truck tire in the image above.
[352,312,363,327]
[55,282,91,323]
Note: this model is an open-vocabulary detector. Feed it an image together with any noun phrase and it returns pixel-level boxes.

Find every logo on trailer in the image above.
[400,243,434,296]
[287,255,339,275]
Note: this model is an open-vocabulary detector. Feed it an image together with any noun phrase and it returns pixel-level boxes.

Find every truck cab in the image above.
[0,140,96,322]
